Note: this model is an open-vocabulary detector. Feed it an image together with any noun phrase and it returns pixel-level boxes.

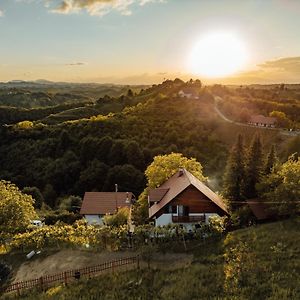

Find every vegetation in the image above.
[145,152,207,189]
[0,262,11,292]
[216,84,300,129]
[222,134,285,213]
[257,156,300,215]
[103,207,130,227]
[243,134,264,199]
[222,134,245,206]
[6,217,299,300]
[0,181,37,235]
[0,79,227,211]
[1,217,224,255]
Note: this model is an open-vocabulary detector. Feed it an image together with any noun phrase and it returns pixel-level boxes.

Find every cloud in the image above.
[0,9,4,17]
[43,0,165,17]
[65,62,86,66]
[258,56,300,74]
[223,56,300,85]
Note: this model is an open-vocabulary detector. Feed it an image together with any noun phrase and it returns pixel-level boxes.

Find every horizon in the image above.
[1,0,300,84]
[1,78,300,86]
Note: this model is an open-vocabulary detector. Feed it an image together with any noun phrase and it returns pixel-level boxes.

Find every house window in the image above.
[165,205,177,214]
[172,205,177,214]
[178,205,189,216]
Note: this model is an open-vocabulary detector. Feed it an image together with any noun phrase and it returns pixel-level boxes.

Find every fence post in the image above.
[16,283,20,297]
[39,276,44,291]
[64,271,68,285]
[112,260,115,273]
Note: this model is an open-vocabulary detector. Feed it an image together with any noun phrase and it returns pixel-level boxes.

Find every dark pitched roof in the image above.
[250,115,276,125]
[246,199,275,220]
[148,169,228,218]
[80,192,132,215]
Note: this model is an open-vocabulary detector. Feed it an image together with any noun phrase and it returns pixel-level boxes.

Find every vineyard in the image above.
[1,217,225,254]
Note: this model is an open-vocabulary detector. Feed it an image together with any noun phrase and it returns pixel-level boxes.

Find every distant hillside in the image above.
[0,82,147,108]
[11,217,300,300]
[0,90,91,108]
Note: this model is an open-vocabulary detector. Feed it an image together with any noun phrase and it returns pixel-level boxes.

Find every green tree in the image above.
[96,136,113,163]
[108,140,127,166]
[264,145,278,175]
[43,184,57,208]
[269,111,291,128]
[56,129,72,155]
[78,160,109,193]
[126,141,145,170]
[0,180,37,234]
[15,120,34,129]
[103,164,145,193]
[80,137,99,164]
[243,135,263,199]
[194,79,202,88]
[223,134,245,208]
[145,152,206,189]
[257,156,300,215]
[127,89,134,97]
[131,190,149,225]
[284,136,300,159]
[22,186,44,209]
[103,207,130,227]
[59,195,82,213]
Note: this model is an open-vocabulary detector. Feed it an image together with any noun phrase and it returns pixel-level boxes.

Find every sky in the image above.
[1,0,300,84]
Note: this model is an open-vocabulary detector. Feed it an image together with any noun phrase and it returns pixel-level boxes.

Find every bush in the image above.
[103,207,130,227]
[58,196,82,213]
[0,262,11,294]
[43,211,82,225]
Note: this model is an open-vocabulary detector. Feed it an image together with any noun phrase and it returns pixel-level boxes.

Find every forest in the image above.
[0,79,299,214]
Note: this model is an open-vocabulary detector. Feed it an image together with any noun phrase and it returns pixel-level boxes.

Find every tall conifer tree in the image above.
[243,134,263,199]
[264,144,278,175]
[223,134,245,209]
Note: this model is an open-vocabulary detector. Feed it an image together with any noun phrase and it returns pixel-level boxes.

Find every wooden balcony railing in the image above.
[172,215,205,223]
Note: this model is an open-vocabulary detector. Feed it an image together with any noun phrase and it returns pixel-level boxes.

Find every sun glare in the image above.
[188,31,248,78]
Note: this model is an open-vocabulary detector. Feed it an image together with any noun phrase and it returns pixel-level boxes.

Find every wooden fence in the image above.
[5,256,139,296]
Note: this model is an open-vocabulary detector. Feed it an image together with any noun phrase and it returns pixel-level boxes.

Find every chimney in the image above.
[178,168,184,177]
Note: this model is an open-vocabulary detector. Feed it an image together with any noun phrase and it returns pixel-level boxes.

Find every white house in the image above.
[80,192,133,225]
[178,88,199,99]
[148,169,228,228]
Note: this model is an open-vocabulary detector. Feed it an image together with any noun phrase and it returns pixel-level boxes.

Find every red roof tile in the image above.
[250,115,276,125]
[80,192,132,215]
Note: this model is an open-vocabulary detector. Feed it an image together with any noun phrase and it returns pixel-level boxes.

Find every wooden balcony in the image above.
[172,215,205,223]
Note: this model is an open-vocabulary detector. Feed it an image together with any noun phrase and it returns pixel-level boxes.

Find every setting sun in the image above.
[188,31,248,78]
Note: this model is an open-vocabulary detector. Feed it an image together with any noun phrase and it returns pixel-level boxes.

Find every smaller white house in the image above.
[178,88,199,99]
[80,192,132,225]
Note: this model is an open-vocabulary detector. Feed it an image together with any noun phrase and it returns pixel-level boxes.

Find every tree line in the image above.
[223,133,299,215]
